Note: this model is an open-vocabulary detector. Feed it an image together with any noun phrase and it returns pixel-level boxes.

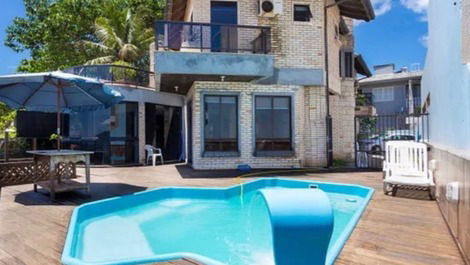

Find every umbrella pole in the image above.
[57,84,61,151]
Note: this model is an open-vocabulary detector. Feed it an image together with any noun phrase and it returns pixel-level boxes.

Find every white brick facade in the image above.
[162,0,358,168]
[187,81,328,169]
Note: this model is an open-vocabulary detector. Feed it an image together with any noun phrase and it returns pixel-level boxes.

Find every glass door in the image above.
[109,102,139,165]
[210,1,237,52]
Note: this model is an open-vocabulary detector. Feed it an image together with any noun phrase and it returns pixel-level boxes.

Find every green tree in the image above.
[5,0,102,72]
[5,0,164,73]
[0,103,16,137]
[81,1,155,69]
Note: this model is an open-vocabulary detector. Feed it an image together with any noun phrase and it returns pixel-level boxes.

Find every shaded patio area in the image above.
[0,164,465,265]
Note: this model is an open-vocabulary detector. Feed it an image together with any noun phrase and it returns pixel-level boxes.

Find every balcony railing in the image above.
[155,21,271,54]
[64,64,155,88]
[405,97,422,114]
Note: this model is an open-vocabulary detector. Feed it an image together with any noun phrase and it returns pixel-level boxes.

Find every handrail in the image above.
[155,20,271,54]
[156,20,271,30]
[63,65,155,88]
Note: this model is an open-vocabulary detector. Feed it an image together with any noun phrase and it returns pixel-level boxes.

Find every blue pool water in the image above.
[62,178,374,265]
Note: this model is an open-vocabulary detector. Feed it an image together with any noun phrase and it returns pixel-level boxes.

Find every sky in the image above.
[0,0,29,75]
[0,0,429,75]
[355,0,429,72]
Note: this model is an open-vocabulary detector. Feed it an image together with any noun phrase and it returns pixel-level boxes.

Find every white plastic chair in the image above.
[383,141,435,199]
[145,145,164,166]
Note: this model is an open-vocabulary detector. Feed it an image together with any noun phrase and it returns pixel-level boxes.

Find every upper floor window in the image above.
[255,96,292,152]
[373,87,394,102]
[293,4,312,22]
[339,49,354,78]
[204,95,238,152]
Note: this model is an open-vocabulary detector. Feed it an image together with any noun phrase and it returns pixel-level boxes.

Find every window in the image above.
[255,96,292,152]
[204,95,238,152]
[373,87,394,102]
[293,4,312,21]
[339,49,354,78]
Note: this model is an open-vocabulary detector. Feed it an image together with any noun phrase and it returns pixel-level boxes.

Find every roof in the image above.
[336,0,375,22]
[354,54,372,77]
[359,71,423,85]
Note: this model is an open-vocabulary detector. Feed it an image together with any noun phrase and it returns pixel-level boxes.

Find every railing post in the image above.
[155,21,159,51]
[200,24,203,52]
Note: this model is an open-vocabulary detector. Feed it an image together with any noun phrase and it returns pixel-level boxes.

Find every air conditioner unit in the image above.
[259,0,283,17]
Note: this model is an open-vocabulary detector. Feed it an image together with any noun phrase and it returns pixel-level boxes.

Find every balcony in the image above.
[155,21,271,54]
[64,64,155,88]
[154,21,274,94]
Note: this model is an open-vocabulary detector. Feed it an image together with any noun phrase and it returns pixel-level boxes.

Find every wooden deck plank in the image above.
[0,165,465,265]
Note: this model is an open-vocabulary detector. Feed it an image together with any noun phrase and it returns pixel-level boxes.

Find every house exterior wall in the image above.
[422,0,470,262]
[422,0,470,152]
[463,0,470,64]
[327,13,355,162]
[163,0,358,168]
[189,0,325,70]
[187,81,327,169]
[329,80,355,162]
[361,82,411,115]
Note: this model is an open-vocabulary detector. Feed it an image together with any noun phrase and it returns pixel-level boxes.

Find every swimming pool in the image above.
[62,178,374,265]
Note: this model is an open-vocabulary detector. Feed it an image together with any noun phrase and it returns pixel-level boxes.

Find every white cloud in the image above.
[373,0,393,16]
[400,0,429,20]
[354,0,392,26]
[419,34,428,47]
[400,0,429,13]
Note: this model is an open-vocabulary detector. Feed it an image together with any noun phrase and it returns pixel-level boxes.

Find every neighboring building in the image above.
[421,0,470,263]
[358,64,422,117]
[153,0,374,169]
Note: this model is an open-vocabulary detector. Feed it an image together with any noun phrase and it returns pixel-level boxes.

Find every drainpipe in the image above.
[323,0,333,167]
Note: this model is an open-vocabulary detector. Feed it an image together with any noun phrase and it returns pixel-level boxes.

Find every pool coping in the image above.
[61,177,375,265]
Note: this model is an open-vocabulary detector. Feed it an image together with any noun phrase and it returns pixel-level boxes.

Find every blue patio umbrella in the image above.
[0,71,123,149]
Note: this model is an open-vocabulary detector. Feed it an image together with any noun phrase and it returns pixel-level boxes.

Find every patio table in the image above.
[26,150,93,200]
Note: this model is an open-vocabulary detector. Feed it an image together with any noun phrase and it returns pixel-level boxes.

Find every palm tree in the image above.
[81,1,155,69]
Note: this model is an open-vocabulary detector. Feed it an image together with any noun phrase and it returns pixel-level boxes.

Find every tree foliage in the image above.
[0,103,16,137]
[5,0,165,72]
[82,1,156,69]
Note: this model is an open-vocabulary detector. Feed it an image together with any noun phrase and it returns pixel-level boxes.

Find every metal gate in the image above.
[355,113,429,169]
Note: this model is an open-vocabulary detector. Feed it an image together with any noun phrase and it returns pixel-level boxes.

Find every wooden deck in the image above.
[0,164,465,265]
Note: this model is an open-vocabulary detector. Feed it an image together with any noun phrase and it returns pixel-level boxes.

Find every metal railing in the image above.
[404,97,422,114]
[64,64,155,88]
[155,20,271,54]
[355,113,429,169]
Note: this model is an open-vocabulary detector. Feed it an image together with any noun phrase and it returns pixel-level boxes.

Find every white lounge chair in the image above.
[145,145,164,166]
[383,141,435,199]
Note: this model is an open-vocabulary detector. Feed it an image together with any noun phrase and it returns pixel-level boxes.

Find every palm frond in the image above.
[77,40,113,53]
[95,17,123,49]
[119,43,139,62]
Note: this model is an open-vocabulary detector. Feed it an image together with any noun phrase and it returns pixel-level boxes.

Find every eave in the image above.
[354,54,372,77]
[336,0,375,22]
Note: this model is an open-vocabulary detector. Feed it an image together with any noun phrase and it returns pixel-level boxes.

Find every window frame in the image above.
[201,92,240,157]
[339,48,354,78]
[293,4,313,22]
[372,87,395,102]
[252,93,296,157]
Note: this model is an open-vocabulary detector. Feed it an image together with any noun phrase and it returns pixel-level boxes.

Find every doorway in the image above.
[210,1,238,52]
[145,104,183,163]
